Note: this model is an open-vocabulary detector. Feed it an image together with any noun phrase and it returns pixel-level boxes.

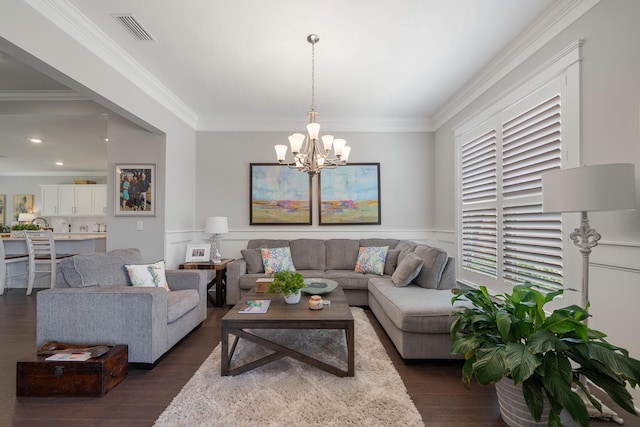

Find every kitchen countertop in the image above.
[1,233,106,241]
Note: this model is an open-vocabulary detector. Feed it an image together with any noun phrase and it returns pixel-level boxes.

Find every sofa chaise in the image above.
[36,248,208,365]
[227,238,468,359]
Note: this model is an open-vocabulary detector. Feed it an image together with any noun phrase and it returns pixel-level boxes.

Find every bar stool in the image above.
[23,231,73,296]
[0,238,29,295]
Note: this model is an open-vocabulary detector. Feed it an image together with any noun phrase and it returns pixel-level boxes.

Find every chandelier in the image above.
[275,34,351,176]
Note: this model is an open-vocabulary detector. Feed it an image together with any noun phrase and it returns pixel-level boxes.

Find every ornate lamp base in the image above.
[210,234,223,263]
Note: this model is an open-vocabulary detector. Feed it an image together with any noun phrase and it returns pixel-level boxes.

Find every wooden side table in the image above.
[179,258,234,307]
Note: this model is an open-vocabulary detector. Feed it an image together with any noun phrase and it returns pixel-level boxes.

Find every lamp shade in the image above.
[542,163,637,213]
[18,213,35,222]
[205,216,228,234]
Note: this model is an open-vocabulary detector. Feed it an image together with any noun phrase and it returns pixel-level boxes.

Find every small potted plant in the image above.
[266,270,306,304]
[450,283,640,427]
[10,223,40,237]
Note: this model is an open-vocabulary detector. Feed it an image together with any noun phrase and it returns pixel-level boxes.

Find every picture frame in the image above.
[0,194,5,225]
[12,194,34,222]
[115,164,155,216]
[185,244,211,262]
[250,163,312,225]
[319,163,381,225]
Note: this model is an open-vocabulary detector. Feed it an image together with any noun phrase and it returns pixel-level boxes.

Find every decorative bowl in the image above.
[301,278,338,295]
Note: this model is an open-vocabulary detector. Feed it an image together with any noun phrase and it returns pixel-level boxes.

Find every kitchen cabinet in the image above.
[40,185,107,216]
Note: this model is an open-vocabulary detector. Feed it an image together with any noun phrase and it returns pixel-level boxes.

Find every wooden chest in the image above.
[16,345,128,397]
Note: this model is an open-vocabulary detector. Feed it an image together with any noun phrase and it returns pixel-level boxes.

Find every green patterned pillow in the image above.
[261,247,296,275]
[354,246,388,275]
[125,260,170,291]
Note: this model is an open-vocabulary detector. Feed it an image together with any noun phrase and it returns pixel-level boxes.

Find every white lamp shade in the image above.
[18,213,35,222]
[205,216,228,234]
[322,135,334,151]
[332,138,346,157]
[288,133,305,153]
[274,144,288,161]
[341,146,351,162]
[542,163,637,213]
[307,123,320,140]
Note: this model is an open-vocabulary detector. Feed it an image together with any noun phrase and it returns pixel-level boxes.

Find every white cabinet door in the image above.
[74,186,94,215]
[57,186,76,216]
[92,185,107,215]
[41,186,59,215]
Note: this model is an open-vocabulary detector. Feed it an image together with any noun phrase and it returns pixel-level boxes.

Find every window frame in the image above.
[454,41,582,309]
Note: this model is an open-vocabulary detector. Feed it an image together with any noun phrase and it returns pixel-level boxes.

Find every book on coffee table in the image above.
[238,299,271,314]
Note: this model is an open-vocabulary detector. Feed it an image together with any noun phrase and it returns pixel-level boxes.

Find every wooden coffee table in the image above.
[221,285,354,377]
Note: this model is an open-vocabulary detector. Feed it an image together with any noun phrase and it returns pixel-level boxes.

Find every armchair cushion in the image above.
[59,248,142,288]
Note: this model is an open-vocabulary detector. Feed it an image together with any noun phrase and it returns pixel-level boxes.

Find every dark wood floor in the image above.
[2,289,638,427]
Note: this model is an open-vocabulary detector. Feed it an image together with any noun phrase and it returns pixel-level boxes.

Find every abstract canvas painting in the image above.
[250,163,311,225]
[319,163,381,225]
[0,194,5,224]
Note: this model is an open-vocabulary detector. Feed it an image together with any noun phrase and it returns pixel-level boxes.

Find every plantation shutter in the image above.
[457,73,572,294]
[501,94,563,291]
[461,129,498,278]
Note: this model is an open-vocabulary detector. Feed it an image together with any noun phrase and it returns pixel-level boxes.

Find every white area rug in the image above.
[154,307,423,427]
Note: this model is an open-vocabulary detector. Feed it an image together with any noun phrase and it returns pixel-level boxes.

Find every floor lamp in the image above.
[542,163,637,424]
[205,216,228,263]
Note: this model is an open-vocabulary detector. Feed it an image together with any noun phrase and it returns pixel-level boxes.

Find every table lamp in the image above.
[205,216,228,263]
[542,163,636,423]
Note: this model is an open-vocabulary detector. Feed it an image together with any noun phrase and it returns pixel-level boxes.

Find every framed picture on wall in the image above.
[114,164,155,216]
[318,163,381,225]
[250,163,312,225]
[0,194,5,225]
[12,194,34,222]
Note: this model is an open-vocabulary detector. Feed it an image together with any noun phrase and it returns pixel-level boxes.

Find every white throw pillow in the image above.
[125,260,170,291]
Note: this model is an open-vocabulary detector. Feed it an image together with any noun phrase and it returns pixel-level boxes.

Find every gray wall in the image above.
[106,114,166,263]
[433,0,640,398]
[196,131,436,257]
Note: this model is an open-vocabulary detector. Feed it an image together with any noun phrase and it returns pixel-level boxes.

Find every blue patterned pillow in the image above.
[261,247,296,275]
[354,246,388,275]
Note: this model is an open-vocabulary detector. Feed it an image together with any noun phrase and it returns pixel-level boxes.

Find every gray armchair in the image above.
[36,248,207,365]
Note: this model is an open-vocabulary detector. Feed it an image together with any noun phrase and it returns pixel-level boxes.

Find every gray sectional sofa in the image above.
[36,248,208,365]
[227,238,467,359]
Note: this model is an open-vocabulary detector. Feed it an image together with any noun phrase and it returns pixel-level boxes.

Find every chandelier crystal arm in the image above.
[274,34,351,176]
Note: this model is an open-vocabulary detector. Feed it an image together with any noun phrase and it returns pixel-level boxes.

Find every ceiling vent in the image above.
[111,14,156,42]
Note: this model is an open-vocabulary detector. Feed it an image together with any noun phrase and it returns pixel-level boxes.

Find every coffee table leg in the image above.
[347,321,355,376]
[221,324,229,375]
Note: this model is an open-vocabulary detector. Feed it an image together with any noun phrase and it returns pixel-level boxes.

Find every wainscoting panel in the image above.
[589,241,640,402]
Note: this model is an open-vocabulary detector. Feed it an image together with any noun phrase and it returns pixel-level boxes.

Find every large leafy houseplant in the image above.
[451,283,640,427]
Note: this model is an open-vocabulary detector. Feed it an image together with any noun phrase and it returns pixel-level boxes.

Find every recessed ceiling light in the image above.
[55,162,64,166]
[104,137,109,142]
[29,138,42,143]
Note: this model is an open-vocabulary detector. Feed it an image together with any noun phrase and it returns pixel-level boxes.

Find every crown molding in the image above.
[0,170,107,177]
[432,0,599,130]
[0,90,87,101]
[197,115,434,133]
[24,0,198,128]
